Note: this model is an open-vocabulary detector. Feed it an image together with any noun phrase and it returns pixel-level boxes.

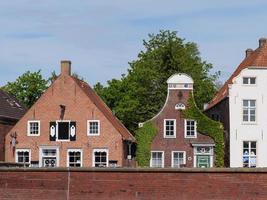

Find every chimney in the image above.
[61,60,71,76]
[245,48,253,58]
[259,38,267,48]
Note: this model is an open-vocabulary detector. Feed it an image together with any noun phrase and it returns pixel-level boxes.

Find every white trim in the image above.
[92,148,109,167]
[27,120,40,136]
[39,146,59,167]
[67,149,83,167]
[15,148,31,166]
[184,119,197,138]
[87,120,100,136]
[164,119,176,138]
[56,120,71,141]
[150,151,164,168]
[171,151,186,168]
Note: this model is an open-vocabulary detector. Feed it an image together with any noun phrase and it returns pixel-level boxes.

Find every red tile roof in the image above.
[206,40,267,110]
[72,77,136,142]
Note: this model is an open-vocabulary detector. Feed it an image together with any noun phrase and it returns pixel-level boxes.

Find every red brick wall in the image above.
[151,89,214,167]
[0,123,14,161]
[0,168,267,200]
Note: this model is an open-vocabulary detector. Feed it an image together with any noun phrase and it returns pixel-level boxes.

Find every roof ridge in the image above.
[71,76,135,142]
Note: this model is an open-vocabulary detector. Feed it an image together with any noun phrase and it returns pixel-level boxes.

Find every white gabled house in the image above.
[205,38,267,168]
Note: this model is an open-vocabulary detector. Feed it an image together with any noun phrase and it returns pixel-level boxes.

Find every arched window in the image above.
[175,103,185,110]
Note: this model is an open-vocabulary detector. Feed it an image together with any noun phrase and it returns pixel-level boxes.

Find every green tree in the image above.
[2,70,48,108]
[95,30,219,132]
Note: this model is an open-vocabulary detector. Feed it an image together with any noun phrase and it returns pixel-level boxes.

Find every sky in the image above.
[0,0,267,86]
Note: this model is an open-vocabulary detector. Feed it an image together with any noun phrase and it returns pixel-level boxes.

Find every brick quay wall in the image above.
[0,168,267,200]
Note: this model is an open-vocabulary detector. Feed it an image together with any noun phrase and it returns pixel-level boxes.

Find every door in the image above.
[197,155,210,168]
[57,122,70,140]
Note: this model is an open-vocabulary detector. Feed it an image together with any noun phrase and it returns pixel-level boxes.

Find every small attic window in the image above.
[184,83,189,88]
[175,103,185,110]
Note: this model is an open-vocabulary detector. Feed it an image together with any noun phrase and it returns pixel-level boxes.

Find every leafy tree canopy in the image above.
[95,30,220,132]
[2,70,48,108]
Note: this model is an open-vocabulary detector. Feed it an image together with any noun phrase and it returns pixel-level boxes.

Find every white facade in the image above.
[229,67,267,167]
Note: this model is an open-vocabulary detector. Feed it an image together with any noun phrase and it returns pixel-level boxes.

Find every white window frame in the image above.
[164,119,176,138]
[242,99,256,123]
[242,141,257,168]
[92,149,109,167]
[67,149,83,167]
[243,77,256,85]
[171,151,186,168]
[150,151,164,168]
[15,149,31,167]
[56,120,71,141]
[39,146,59,167]
[87,120,100,136]
[184,119,197,138]
[27,120,40,136]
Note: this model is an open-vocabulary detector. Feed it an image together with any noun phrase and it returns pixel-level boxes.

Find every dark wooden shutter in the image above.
[49,122,56,141]
[70,121,76,141]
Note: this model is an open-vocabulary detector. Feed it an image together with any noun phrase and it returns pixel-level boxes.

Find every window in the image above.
[150,151,164,168]
[40,147,58,167]
[243,100,256,122]
[164,119,176,138]
[67,149,82,167]
[243,77,256,85]
[50,121,76,141]
[93,149,108,167]
[27,121,40,136]
[175,103,185,110]
[185,119,197,138]
[243,141,256,168]
[16,149,30,167]
[88,120,100,136]
[172,151,186,168]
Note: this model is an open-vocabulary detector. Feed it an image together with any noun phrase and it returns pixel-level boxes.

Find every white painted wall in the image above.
[229,67,267,167]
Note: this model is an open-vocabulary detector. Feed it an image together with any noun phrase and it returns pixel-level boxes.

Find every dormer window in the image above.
[175,103,185,110]
[243,77,256,85]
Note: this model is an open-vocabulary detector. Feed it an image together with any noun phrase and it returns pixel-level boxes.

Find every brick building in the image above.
[5,61,135,167]
[140,74,214,168]
[0,89,26,161]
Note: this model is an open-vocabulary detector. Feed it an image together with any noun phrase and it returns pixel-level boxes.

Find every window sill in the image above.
[88,134,100,136]
[185,136,197,139]
[27,134,40,137]
[164,136,176,139]
[241,122,257,125]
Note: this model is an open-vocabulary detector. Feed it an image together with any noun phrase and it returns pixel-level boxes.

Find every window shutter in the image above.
[49,122,56,141]
[70,121,76,141]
